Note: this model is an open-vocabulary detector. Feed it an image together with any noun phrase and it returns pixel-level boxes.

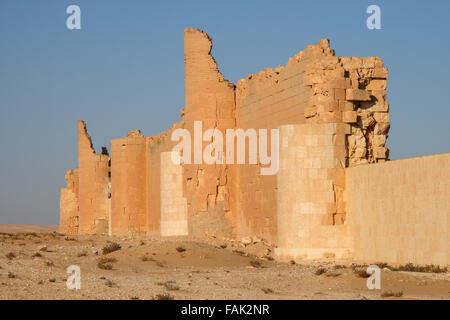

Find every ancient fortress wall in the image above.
[60,28,449,265]
[182,29,235,238]
[77,121,110,235]
[276,123,351,261]
[110,130,147,235]
[234,39,389,243]
[345,153,450,266]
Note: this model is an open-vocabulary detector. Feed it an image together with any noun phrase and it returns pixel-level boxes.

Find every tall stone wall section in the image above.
[234,40,331,242]
[182,28,235,238]
[110,130,147,235]
[160,152,188,236]
[59,169,79,235]
[275,123,351,261]
[233,39,389,243]
[77,121,110,235]
[345,153,450,265]
[145,127,179,235]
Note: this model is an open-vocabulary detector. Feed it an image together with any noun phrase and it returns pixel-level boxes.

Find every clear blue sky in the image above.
[1,0,449,225]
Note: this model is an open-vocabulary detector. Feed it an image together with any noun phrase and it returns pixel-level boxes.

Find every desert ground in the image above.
[0,225,448,300]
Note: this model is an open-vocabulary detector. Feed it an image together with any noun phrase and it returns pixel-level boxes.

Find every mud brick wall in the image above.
[345,153,450,265]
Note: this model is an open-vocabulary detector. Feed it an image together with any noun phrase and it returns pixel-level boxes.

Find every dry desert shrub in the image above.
[45,260,54,267]
[105,279,119,288]
[155,261,166,268]
[98,262,112,270]
[154,293,174,300]
[374,262,389,269]
[352,262,447,274]
[250,260,264,268]
[32,252,42,258]
[353,268,370,278]
[8,272,17,279]
[102,242,121,255]
[162,280,180,291]
[326,271,341,277]
[77,251,88,257]
[261,288,274,294]
[141,255,154,262]
[5,252,16,260]
[315,268,327,275]
[11,234,24,240]
[392,263,447,273]
[98,257,117,270]
[381,290,403,298]
[24,232,38,237]
[176,246,186,253]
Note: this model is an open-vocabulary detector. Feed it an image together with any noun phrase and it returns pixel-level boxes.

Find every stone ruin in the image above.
[60,28,449,266]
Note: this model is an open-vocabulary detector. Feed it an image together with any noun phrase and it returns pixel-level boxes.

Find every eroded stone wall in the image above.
[59,169,79,235]
[61,30,391,242]
[182,28,235,238]
[63,29,450,267]
[233,39,387,242]
[77,121,111,235]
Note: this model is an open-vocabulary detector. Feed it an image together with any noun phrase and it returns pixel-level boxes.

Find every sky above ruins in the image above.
[1,0,449,225]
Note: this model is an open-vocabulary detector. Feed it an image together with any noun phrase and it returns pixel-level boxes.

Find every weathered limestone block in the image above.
[374,123,390,135]
[339,100,354,111]
[334,88,346,100]
[342,111,357,123]
[374,147,389,159]
[372,67,388,79]
[366,79,387,90]
[346,89,371,101]
[373,135,387,147]
[373,112,389,123]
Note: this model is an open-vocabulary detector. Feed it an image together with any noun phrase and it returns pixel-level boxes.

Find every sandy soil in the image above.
[0,225,449,300]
